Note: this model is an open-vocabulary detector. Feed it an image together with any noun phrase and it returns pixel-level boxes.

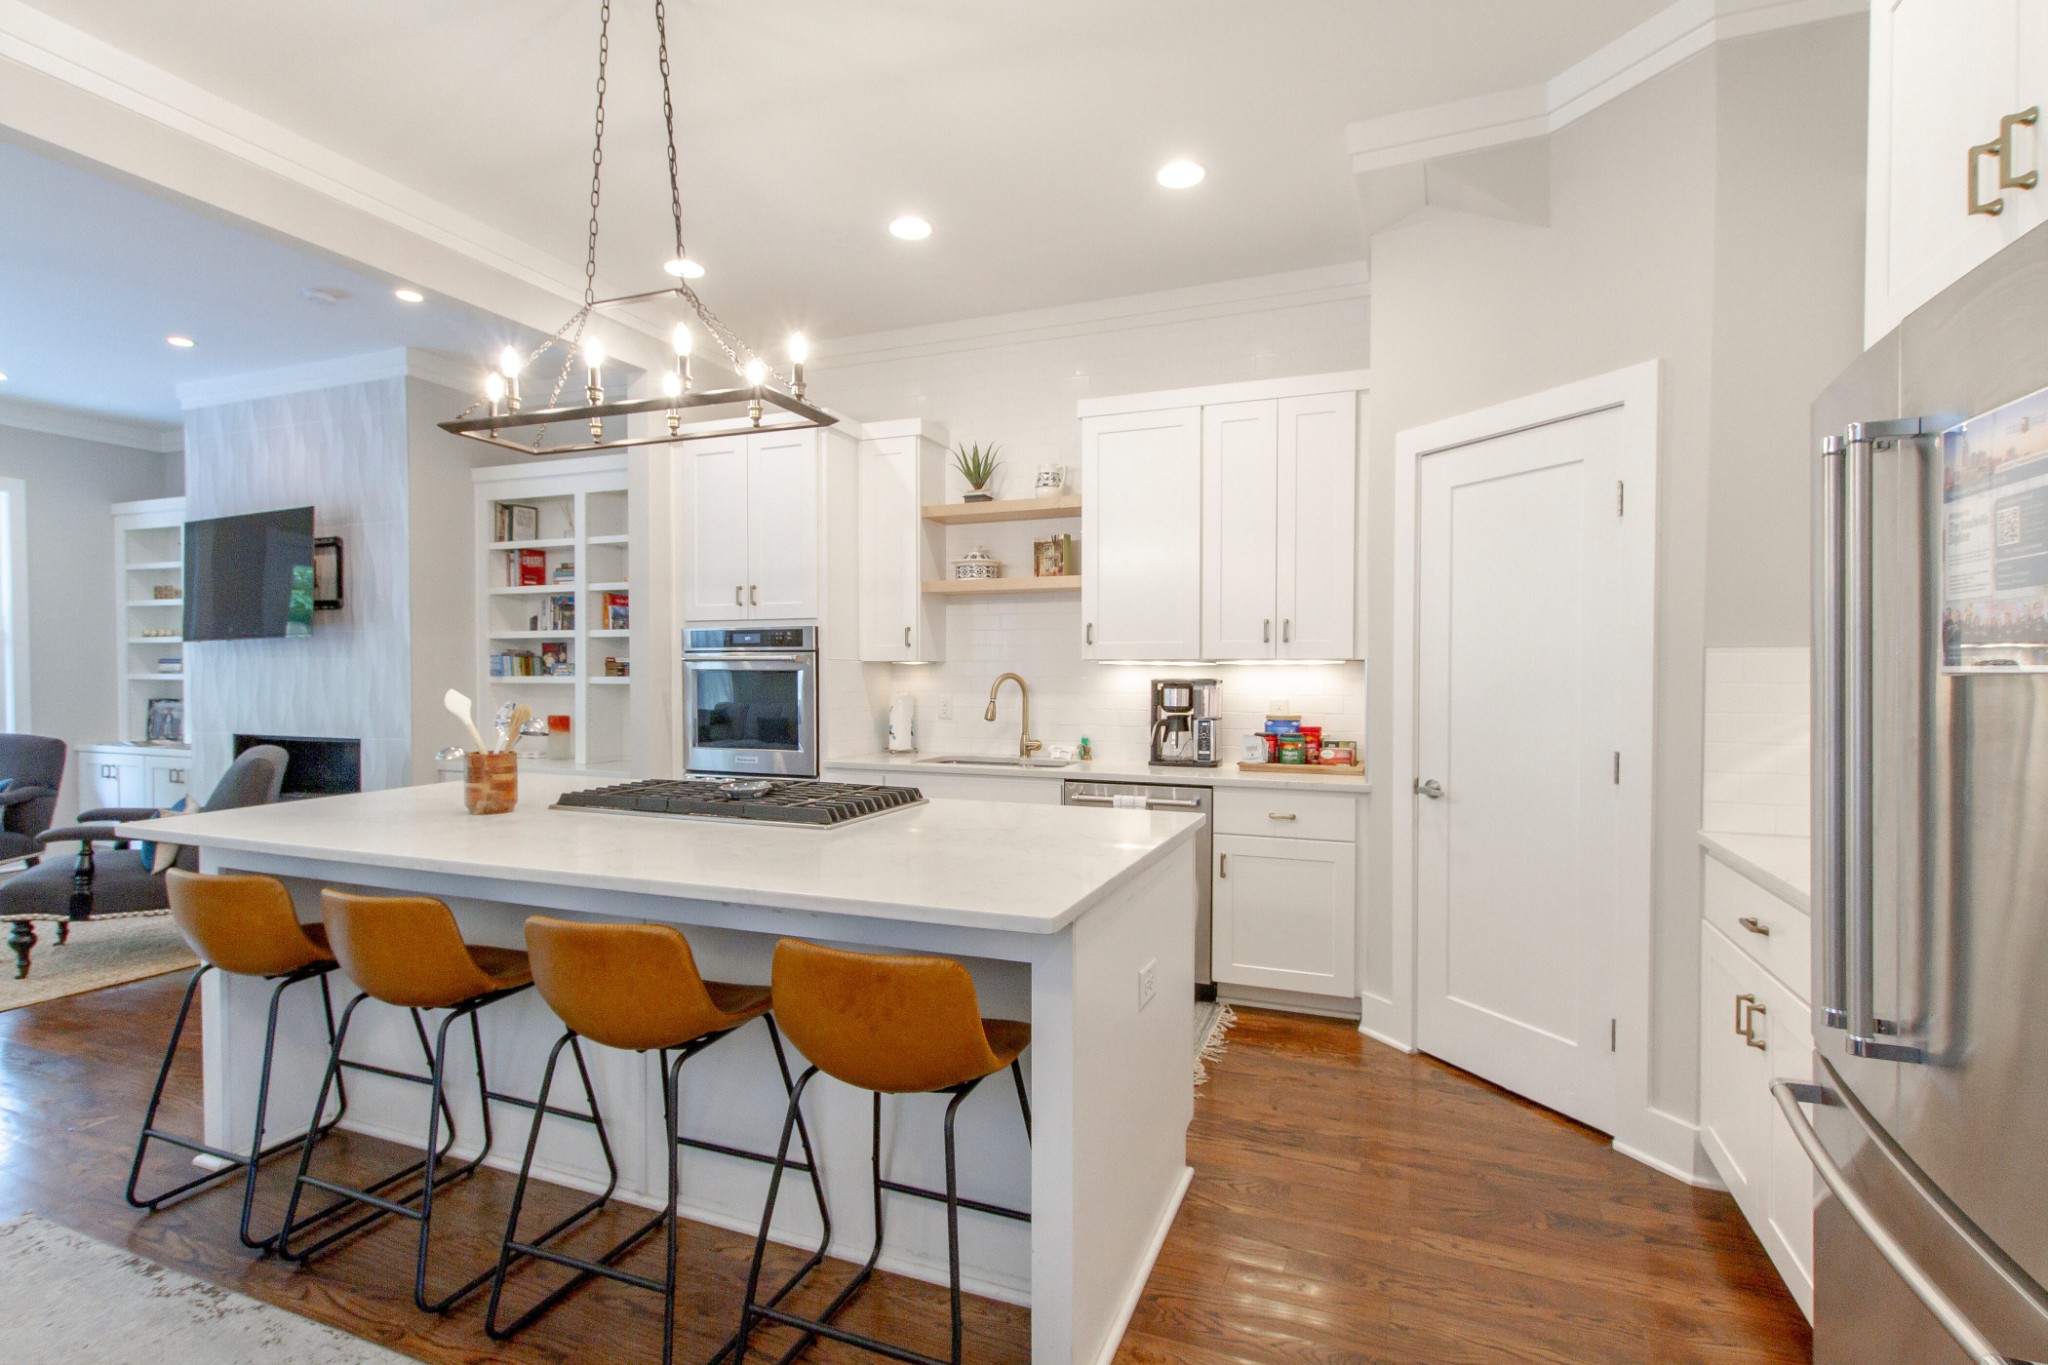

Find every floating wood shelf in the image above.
[922,576,1081,597]
[922,494,1081,526]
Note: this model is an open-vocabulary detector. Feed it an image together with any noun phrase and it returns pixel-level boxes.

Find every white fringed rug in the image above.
[0,1215,411,1364]
[1193,1000,1237,1086]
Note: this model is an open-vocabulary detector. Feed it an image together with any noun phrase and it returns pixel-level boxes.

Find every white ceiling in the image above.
[0,139,547,425]
[26,0,1668,345]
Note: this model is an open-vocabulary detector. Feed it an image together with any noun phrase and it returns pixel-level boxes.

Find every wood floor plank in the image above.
[0,976,1809,1364]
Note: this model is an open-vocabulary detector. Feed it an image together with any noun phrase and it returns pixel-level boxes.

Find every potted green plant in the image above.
[953,441,1002,502]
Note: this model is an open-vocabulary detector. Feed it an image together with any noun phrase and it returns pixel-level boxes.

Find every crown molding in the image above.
[1346,0,1865,172]
[177,347,474,409]
[0,393,181,452]
[813,261,1371,369]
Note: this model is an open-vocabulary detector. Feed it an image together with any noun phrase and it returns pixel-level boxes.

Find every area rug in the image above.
[1193,1000,1237,1086]
[0,1214,412,1364]
[0,915,198,1013]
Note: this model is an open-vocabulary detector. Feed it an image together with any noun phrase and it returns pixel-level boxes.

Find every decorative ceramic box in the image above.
[952,546,1002,580]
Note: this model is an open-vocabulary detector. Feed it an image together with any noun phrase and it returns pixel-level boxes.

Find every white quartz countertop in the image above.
[120,775,1203,936]
[1698,830,1811,913]
[828,752,1370,795]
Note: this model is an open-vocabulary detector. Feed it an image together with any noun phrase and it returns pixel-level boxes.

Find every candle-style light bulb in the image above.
[484,371,506,406]
[497,346,522,410]
[671,322,693,393]
[582,337,605,442]
[744,357,766,388]
[787,332,809,399]
[672,323,692,357]
[661,368,684,436]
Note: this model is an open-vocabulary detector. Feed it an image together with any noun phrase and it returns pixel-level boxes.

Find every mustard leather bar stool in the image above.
[276,889,603,1315]
[486,917,831,1365]
[127,868,351,1251]
[739,939,1032,1365]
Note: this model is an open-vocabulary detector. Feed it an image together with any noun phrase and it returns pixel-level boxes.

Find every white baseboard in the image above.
[1355,991,1412,1051]
[1614,1105,1718,1188]
[1217,983,1360,1020]
[1356,1020,1416,1054]
[1089,1164,1193,1365]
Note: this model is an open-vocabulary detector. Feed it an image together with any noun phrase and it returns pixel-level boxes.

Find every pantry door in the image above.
[1412,403,1627,1134]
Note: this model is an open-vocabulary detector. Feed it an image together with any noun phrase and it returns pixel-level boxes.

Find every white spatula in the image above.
[443,688,486,752]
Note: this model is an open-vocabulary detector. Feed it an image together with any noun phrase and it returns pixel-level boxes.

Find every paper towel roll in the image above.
[887,693,917,753]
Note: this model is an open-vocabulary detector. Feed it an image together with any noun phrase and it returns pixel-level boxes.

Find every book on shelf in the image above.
[603,592,629,630]
[511,548,548,587]
[495,503,540,543]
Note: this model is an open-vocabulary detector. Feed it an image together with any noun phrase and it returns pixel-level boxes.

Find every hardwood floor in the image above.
[0,975,1810,1364]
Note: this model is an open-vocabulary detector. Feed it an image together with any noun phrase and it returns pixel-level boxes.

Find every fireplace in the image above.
[233,734,362,799]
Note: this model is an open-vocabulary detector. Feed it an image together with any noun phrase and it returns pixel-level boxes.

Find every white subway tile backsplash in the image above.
[1701,646,1809,838]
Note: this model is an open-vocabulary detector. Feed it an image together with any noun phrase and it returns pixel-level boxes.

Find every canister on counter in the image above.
[1277,735,1309,765]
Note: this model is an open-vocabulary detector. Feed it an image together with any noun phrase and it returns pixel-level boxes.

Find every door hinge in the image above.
[1613,751,1621,784]
[1616,480,1625,516]
[1610,1019,1617,1052]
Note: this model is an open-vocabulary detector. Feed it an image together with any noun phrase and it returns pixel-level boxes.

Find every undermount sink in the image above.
[915,755,1074,769]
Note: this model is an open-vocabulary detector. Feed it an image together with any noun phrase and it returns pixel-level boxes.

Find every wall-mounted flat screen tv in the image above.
[183,507,316,642]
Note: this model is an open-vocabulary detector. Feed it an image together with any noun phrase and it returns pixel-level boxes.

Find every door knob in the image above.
[1414,778,1444,799]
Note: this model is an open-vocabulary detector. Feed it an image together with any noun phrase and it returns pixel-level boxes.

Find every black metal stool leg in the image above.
[1010,1059,1031,1144]
[942,1087,972,1365]
[735,1065,819,1365]
[123,965,210,1208]
[413,999,502,1313]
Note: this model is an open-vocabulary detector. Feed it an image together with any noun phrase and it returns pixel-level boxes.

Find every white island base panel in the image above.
[192,838,1196,1365]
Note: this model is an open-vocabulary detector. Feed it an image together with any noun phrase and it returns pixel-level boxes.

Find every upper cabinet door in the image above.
[858,437,920,660]
[1278,393,1359,660]
[1201,401,1280,660]
[745,430,819,620]
[1081,408,1203,660]
[682,434,751,621]
[1866,0,2029,345]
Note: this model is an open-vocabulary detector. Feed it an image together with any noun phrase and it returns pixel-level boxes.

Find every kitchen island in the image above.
[124,775,1201,1365]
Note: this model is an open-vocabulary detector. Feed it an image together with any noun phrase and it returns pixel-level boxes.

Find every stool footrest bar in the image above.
[876,1177,1030,1223]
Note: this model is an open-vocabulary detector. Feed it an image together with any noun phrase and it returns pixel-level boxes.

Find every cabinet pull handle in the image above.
[904,626,912,648]
[1744,1000,1769,1051]
[1971,138,2008,216]
[2001,106,2040,190]
[735,585,743,606]
[1735,991,1755,1036]
[1219,853,1228,878]
[1086,623,1094,646]
[1267,812,1298,821]
[1737,915,1771,937]
[1283,618,1292,644]
[1263,619,1271,643]
[750,585,758,607]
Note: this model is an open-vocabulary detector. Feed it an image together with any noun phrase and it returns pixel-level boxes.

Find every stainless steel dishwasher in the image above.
[1061,780,1214,996]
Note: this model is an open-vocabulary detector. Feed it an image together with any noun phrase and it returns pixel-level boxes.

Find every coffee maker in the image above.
[1150,678,1220,766]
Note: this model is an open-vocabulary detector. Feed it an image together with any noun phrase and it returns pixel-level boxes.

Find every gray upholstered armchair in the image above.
[0,734,66,866]
[0,745,288,978]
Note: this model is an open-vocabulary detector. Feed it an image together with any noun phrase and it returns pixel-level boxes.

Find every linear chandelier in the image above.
[440,0,832,457]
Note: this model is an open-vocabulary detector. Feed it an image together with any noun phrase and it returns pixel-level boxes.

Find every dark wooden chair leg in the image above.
[56,921,69,945]
[9,920,35,979]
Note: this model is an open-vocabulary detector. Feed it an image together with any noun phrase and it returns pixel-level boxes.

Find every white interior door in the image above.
[1201,401,1279,659]
[1414,406,1622,1133]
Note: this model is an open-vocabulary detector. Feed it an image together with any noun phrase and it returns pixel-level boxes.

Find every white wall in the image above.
[405,377,494,780]
[1364,19,1865,1122]
[0,422,179,822]
[810,265,1372,761]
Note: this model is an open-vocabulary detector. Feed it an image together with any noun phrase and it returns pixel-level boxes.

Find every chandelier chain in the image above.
[654,0,685,265]
[584,0,611,308]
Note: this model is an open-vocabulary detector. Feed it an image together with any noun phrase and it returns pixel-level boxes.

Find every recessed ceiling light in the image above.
[889,216,932,241]
[663,257,706,280]
[0,372,8,382]
[1156,160,1206,189]
[166,335,195,348]
[394,287,425,303]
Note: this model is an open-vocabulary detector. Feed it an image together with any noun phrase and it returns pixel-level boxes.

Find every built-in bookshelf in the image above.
[113,497,190,747]
[473,454,632,772]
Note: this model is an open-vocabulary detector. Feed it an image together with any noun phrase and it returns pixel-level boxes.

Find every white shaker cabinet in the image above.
[1276,392,1359,660]
[856,422,948,664]
[1201,402,1281,659]
[1696,853,1816,1320]
[682,429,824,623]
[1210,788,1359,1000]
[1081,407,1203,660]
[76,745,190,814]
[1865,0,2047,344]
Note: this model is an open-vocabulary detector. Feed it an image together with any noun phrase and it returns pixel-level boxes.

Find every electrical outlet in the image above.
[1138,958,1157,1010]
[937,695,953,721]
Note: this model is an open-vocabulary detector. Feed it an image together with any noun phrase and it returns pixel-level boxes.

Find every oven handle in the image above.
[684,654,814,668]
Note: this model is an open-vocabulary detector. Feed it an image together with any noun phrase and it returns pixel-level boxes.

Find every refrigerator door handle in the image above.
[1773,1079,2034,1365]
[1817,433,1849,1030]
[1842,422,1927,1064]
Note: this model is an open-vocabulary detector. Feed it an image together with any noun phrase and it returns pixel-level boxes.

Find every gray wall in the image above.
[1364,18,1865,1121]
[0,423,179,822]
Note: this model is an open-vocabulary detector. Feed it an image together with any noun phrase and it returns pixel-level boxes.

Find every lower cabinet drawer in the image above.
[1214,787,1357,841]
[1702,856,1810,1002]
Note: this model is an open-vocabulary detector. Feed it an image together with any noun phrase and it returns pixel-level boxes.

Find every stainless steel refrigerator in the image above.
[1796,220,2048,1363]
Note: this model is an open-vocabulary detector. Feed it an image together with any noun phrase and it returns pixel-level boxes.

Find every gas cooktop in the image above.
[554,777,925,827]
